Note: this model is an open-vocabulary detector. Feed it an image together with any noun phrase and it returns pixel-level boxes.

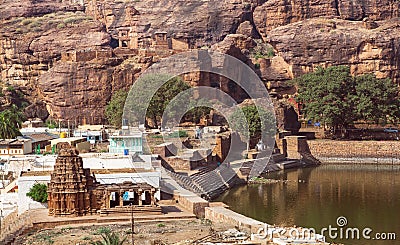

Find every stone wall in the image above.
[284,135,310,159]
[204,205,264,234]
[212,134,231,163]
[0,209,33,244]
[173,190,209,218]
[17,175,50,214]
[308,140,400,158]
[162,157,196,171]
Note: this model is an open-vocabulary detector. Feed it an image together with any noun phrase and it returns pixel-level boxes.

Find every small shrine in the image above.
[47,146,161,217]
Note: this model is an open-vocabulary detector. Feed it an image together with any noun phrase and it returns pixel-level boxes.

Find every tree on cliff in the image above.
[0,105,24,139]
[292,66,400,137]
[229,105,276,150]
[105,89,128,128]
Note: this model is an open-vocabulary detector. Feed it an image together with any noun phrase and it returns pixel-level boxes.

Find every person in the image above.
[195,127,202,139]
[256,140,266,151]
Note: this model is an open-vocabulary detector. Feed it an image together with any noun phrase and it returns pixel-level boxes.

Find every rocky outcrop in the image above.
[1,0,400,124]
[85,0,259,47]
[254,0,400,37]
[0,11,110,91]
[0,0,84,20]
[38,59,144,124]
[267,18,400,81]
[24,101,49,121]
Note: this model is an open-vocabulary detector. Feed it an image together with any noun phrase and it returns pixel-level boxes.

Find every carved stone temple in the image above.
[47,147,161,217]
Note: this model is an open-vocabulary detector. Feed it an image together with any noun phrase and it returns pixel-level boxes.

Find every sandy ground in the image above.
[14,219,232,245]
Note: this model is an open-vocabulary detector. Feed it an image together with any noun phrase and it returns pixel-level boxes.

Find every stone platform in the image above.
[30,205,195,230]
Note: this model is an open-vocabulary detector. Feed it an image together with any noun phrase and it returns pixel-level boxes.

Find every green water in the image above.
[216,164,400,244]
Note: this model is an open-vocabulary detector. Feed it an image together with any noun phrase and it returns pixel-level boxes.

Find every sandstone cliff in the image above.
[253,0,400,36]
[0,0,399,125]
[267,18,400,81]
[84,0,259,47]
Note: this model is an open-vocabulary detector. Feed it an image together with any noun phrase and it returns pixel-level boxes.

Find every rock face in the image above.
[0,0,84,20]
[267,18,400,81]
[84,0,258,47]
[38,59,143,124]
[0,11,110,94]
[254,0,400,36]
[1,0,400,124]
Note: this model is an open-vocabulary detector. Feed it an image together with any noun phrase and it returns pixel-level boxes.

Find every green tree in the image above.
[125,74,191,128]
[292,66,400,137]
[26,183,48,203]
[148,76,190,127]
[105,90,128,128]
[91,232,127,245]
[293,66,356,135]
[354,74,400,125]
[182,98,212,124]
[229,105,276,149]
[0,105,25,139]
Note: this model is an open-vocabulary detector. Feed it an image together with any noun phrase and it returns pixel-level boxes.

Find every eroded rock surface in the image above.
[0,0,399,124]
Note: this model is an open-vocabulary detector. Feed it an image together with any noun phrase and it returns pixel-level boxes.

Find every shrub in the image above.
[28,20,41,29]
[91,232,127,245]
[167,130,188,138]
[93,226,111,235]
[157,223,165,227]
[21,19,32,25]
[266,46,275,57]
[56,23,65,29]
[26,183,48,203]
[6,85,15,92]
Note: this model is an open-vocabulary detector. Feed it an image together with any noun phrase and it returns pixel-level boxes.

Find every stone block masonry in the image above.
[308,140,400,160]
[205,205,264,234]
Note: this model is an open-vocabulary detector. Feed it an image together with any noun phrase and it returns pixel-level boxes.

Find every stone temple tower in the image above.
[47,147,97,217]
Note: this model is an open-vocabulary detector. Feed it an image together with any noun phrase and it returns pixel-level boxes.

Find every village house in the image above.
[73,125,107,144]
[0,139,32,156]
[19,133,58,153]
[109,131,143,154]
[50,137,90,152]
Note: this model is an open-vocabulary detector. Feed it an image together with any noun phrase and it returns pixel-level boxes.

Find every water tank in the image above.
[123,149,129,155]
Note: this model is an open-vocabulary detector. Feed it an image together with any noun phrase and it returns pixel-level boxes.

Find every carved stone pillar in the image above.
[150,188,156,205]
[138,189,143,206]
[105,191,110,209]
[119,191,124,207]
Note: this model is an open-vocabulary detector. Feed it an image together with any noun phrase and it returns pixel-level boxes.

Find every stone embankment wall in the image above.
[308,140,400,159]
[204,205,264,234]
[173,190,209,218]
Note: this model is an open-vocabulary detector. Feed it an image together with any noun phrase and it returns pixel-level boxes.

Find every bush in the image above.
[93,227,111,235]
[21,19,32,25]
[167,130,188,138]
[26,183,48,203]
[56,23,65,29]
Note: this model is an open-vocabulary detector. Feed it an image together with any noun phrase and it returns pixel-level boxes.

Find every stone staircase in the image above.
[163,164,245,200]
[0,210,34,245]
[1,178,17,194]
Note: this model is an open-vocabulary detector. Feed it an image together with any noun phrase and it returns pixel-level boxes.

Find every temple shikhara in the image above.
[47,147,161,217]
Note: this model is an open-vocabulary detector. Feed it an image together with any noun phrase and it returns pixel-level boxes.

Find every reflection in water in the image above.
[217,165,400,245]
